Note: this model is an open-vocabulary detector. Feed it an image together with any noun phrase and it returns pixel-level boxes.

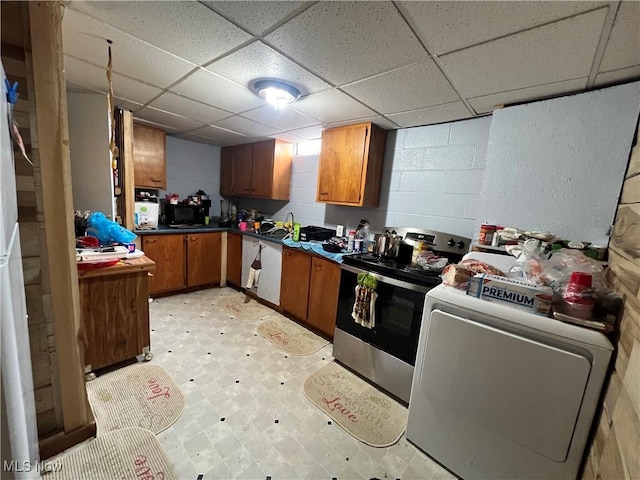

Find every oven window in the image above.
[335,269,427,365]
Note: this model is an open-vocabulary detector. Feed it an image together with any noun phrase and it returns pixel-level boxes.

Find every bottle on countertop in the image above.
[355,219,371,252]
[347,230,355,252]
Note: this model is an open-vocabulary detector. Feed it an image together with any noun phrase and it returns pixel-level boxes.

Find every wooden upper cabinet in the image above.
[220,139,293,200]
[220,146,233,197]
[133,123,167,189]
[231,143,253,196]
[316,122,387,207]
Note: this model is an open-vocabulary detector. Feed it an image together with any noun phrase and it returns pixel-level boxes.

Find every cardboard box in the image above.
[467,273,553,314]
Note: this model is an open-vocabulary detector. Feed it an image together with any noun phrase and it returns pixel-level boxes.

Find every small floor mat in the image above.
[257,315,329,355]
[304,362,408,447]
[45,427,176,480]
[215,291,272,319]
[86,363,184,435]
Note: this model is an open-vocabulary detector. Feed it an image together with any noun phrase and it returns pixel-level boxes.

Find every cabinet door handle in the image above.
[130,299,137,313]
[151,178,162,183]
[146,238,157,244]
[319,191,329,195]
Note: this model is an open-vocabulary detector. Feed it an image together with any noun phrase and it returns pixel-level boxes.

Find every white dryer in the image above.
[407,254,613,480]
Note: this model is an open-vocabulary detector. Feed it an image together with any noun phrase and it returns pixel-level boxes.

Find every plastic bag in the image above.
[544,248,608,294]
[86,212,137,245]
[507,238,549,285]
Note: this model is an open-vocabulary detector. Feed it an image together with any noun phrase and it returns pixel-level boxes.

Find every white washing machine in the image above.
[407,253,613,480]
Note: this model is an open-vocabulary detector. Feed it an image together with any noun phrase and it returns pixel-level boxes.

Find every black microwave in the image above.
[165,204,207,226]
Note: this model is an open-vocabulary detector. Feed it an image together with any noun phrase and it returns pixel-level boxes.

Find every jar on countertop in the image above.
[478,224,496,245]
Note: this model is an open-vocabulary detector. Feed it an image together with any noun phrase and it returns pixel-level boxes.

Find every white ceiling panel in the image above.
[290,89,377,124]
[205,41,331,95]
[242,105,320,132]
[64,55,163,105]
[595,66,640,87]
[399,1,607,55]
[264,1,427,85]
[202,1,310,36]
[214,115,281,137]
[187,125,251,146]
[387,102,473,128]
[62,9,195,89]
[172,132,223,146]
[468,78,588,114]
[148,92,231,124]
[599,1,640,73]
[171,68,264,113]
[134,117,181,134]
[343,60,459,114]
[68,0,252,65]
[440,9,607,98]
[135,106,208,133]
[60,1,640,146]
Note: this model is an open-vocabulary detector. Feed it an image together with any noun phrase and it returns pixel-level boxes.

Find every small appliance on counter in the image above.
[134,198,159,230]
[299,225,335,242]
[165,200,210,226]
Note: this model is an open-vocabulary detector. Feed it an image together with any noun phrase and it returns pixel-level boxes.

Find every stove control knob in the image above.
[447,238,455,247]
[456,241,466,250]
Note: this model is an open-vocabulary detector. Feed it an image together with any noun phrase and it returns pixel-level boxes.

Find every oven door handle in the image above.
[340,263,431,294]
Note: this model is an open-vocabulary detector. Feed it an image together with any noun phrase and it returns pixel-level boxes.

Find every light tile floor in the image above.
[137,287,454,479]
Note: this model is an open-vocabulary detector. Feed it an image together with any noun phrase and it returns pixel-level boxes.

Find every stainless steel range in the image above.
[332,227,470,404]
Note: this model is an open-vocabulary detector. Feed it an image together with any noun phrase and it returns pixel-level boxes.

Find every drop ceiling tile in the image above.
[387,102,473,128]
[115,97,144,113]
[278,124,325,141]
[398,1,607,55]
[327,116,399,131]
[64,55,163,105]
[264,1,426,85]
[68,1,251,65]
[595,66,640,87]
[439,9,607,98]
[342,60,459,114]
[171,69,264,113]
[172,132,224,147]
[62,9,195,89]
[599,1,640,72]
[148,92,231,124]
[205,41,331,95]
[241,105,320,131]
[134,117,181,134]
[135,107,208,133]
[214,115,281,137]
[202,1,309,36]
[468,78,588,114]
[188,125,250,146]
[289,89,376,124]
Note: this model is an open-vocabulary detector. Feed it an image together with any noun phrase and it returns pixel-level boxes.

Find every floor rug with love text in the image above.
[303,362,408,447]
[47,427,176,480]
[87,363,184,435]
[215,291,273,319]
[257,315,329,355]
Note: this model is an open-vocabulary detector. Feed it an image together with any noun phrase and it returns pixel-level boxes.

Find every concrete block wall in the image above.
[242,116,492,239]
[159,136,222,215]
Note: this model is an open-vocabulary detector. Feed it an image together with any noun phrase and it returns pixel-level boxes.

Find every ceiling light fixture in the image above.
[253,79,301,110]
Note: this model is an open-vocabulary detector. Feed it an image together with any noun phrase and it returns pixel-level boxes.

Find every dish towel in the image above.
[352,285,377,329]
[245,246,263,289]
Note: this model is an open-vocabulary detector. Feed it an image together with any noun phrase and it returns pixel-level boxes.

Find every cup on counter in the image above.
[239,221,247,231]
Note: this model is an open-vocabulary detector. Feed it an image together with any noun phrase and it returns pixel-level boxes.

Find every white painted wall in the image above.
[67,93,114,218]
[159,136,222,215]
[239,116,492,238]
[477,81,640,245]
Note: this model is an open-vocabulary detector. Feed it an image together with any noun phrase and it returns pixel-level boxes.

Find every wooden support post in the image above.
[122,109,135,231]
[28,1,88,432]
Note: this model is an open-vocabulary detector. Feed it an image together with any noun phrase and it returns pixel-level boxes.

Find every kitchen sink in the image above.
[262,228,290,240]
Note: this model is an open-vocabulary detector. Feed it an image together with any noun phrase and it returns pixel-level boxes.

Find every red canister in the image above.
[478,224,496,245]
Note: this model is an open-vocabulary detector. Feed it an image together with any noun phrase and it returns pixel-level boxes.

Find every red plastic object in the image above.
[77,259,119,271]
[77,236,100,247]
[569,272,592,288]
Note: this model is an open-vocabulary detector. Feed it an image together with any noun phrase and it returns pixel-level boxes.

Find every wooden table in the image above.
[78,256,156,379]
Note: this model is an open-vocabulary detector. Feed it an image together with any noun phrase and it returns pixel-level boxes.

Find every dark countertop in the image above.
[134,225,286,245]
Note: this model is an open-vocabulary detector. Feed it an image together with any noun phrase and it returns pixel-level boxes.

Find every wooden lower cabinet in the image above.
[142,232,222,296]
[226,232,242,287]
[79,256,155,374]
[280,247,340,339]
[307,256,341,337]
[142,234,186,295]
[187,233,221,287]
[280,248,311,321]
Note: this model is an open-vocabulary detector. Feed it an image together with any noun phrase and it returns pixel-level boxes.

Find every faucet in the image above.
[285,211,295,231]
